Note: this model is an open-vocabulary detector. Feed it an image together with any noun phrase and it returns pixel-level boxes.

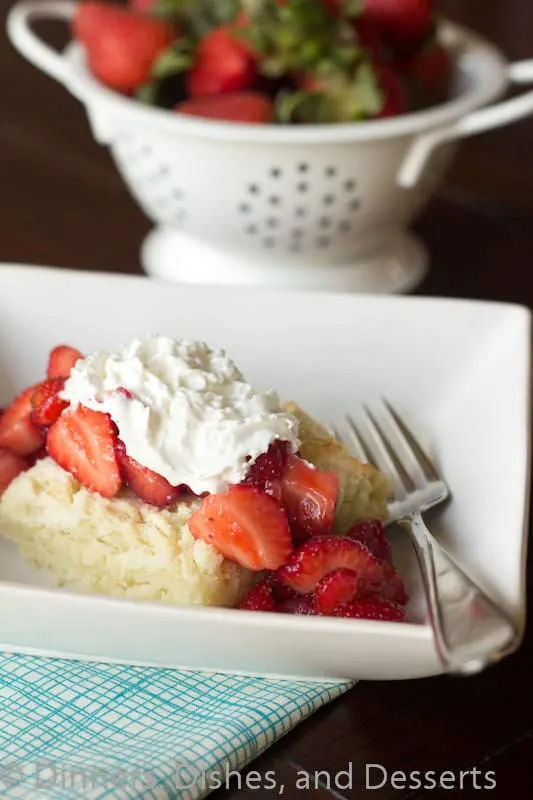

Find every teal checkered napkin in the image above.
[0,652,352,800]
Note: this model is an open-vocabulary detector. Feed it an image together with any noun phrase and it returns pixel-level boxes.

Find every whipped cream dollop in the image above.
[62,336,300,495]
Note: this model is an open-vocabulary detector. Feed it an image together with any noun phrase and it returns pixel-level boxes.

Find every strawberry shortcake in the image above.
[0,336,407,619]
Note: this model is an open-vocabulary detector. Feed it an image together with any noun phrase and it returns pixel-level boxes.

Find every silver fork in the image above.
[335,401,521,676]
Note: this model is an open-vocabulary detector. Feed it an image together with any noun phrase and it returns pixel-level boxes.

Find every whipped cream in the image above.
[62,336,300,495]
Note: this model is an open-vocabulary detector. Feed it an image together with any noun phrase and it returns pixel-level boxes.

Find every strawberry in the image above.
[0,386,45,456]
[242,440,291,501]
[314,568,361,614]
[376,63,409,117]
[276,594,318,615]
[347,519,391,563]
[46,406,121,498]
[363,0,433,46]
[0,448,28,496]
[239,579,276,611]
[31,378,69,428]
[399,40,452,104]
[382,562,409,605]
[277,536,383,594]
[188,485,293,571]
[281,455,339,541]
[47,345,83,380]
[26,446,48,468]
[72,2,175,93]
[186,27,256,98]
[334,598,406,621]
[116,440,181,507]
[176,93,274,123]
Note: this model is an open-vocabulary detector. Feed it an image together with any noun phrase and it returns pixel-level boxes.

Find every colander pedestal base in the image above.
[141,227,428,294]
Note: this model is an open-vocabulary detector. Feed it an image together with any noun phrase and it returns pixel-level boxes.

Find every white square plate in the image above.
[0,265,530,681]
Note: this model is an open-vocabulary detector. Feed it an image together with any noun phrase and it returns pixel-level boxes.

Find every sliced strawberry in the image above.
[281,455,339,541]
[186,26,256,98]
[239,579,276,611]
[382,562,409,605]
[46,406,121,498]
[0,448,28,496]
[47,345,84,380]
[72,2,175,93]
[276,595,318,615]
[31,378,69,428]
[398,40,452,104]
[176,92,274,123]
[347,519,391,563]
[268,573,301,603]
[116,440,181,507]
[277,536,382,595]
[242,440,291,501]
[334,598,406,622]
[314,568,362,614]
[188,485,292,571]
[0,386,45,456]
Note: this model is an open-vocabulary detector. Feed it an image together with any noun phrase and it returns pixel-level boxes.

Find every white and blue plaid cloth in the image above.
[0,652,352,800]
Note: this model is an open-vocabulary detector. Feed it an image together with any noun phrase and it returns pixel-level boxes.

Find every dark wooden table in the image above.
[1,1,532,798]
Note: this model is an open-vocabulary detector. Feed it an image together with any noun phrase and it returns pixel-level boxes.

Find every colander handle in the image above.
[7,1,77,89]
[398,59,533,188]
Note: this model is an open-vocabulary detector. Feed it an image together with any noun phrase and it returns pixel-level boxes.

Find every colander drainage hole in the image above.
[248,184,260,195]
[298,163,309,173]
[270,168,282,178]
[339,221,351,233]
[246,224,258,235]
[344,179,357,192]
[296,207,307,218]
[239,203,251,214]
[291,229,304,239]
[269,195,281,206]
[349,198,361,211]
[297,182,309,193]
[267,218,279,229]
[264,237,276,248]
[320,217,332,229]
[323,194,335,206]
[325,166,337,177]
[317,235,331,248]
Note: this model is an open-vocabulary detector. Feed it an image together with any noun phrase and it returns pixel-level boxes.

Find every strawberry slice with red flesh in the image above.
[346,519,391,563]
[0,448,28,496]
[188,485,293,571]
[334,598,406,622]
[177,93,274,123]
[314,567,363,614]
[0,386,45,456]
[242,440,291,502]
[186,27,256,98]
[116,440,182,507]
[31,378,69,428]
[46,406,121,498]
[47,345,84,380]
[281,455,339,541]
[277,536,383,595]
[72,2,175,93]
[239,579,276,611]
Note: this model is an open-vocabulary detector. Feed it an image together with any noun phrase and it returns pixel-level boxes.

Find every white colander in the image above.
[8,1,533,292]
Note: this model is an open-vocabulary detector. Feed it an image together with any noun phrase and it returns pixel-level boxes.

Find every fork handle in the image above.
[400,512,521,675]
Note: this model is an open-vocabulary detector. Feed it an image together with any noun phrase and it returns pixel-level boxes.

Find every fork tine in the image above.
[347,410,407,501]
[363,405,417,493]
[344,415,372,463]
[382,399,440,482]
